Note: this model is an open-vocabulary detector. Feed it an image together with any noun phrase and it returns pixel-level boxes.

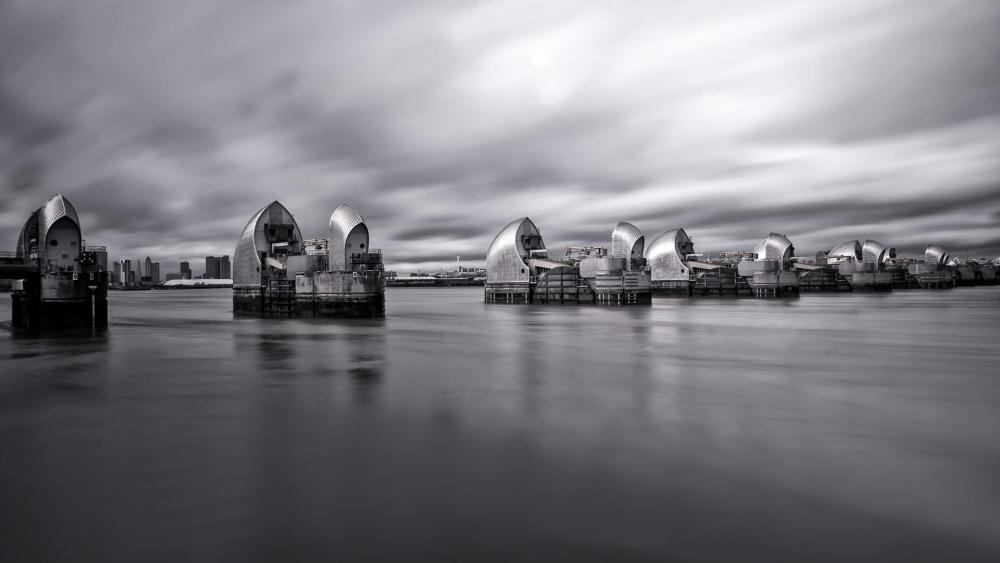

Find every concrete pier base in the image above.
[748,271,799,298]
[594,289,651,305]
[650,280,692,297]
[297,293,385,318]
[485,283,533,303]
[10,272,108,332]
[233,287,264,316]
[850,272,894,292]
[235,271,386,318]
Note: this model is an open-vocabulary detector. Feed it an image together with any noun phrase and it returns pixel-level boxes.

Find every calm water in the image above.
[2,287,999,562]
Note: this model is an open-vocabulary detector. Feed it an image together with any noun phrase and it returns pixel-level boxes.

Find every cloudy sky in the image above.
[1,0,998,274]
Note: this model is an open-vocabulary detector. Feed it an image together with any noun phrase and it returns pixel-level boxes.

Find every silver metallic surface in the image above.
[861,240,887,264]
[610,222,645,268]
[644,228,692,281]
[38,194,80,244]
[925,245,950,265]
[753,233,794,267]
[329,204,368,271]
[486,217,543,284]
[827,240,862,264]
[233,201,302,288]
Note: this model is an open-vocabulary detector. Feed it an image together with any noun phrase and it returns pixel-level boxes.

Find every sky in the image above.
[1,0,999,275]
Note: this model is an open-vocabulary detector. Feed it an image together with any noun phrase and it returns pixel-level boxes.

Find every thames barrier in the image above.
[4,197,1000,331]
[232,201,385,318]
[483,218,1000,304]
[1,194,108,331]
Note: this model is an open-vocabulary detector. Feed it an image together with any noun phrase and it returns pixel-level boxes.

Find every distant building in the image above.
[205,256,221,279]
[220,255,231,279]
[140,257,160,285]
[117,259,135,287]
[113,261,122,287]
[165,272,183,281]
[180,261,191,280]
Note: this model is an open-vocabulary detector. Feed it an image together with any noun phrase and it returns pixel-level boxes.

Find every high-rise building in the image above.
[180,261,191,280]
[220,255,231,280]
[118,259,133,287]
[113,261,122,287]
[205,256,221,279]
[139,257,161,284]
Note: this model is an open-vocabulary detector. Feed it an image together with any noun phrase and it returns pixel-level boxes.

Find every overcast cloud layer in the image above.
[1,0,999,274]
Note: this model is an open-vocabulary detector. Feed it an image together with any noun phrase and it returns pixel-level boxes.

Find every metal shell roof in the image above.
[329,203,365,235]
[861,240,887,264]
[753,233,794,265]
[644,228,691,281]
[925,245,949,265]
[611,221,645,263]
[329,204,368,270]
[486,217,542,284]
[232,200,301,287]
[38,194,80,242]
[827,240,862,263]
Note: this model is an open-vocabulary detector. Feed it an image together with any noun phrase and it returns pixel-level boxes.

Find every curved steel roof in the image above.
[925,245,949,265]
[827,240,862,262]
[39,194,80,242]
[232,200,301,287]
[861,240,887,264]
[486,217,542,284]
[611,221,645,265]
[14,195,79,260]
[753,233,794,266]
[329,204,368,270]
[644,228,691,281]
[329,203,365,235]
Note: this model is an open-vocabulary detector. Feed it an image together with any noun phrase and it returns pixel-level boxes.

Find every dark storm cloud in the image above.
[0,88,66,151]
[1,0,999,273]
[395,224,487,241]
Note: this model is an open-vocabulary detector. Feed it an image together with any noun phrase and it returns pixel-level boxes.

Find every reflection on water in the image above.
[1,287,1000,562]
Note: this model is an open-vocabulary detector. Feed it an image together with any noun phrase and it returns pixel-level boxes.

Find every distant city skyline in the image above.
[108,253,233,285]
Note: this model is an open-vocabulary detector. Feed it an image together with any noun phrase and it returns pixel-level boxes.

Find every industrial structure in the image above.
[485,218,1000,302]
[905,245,958,289]
[645,228,748,296]
[484,218,651,305]
[796,239,895,292]
[1,194,108,330]
[232,201,385,318]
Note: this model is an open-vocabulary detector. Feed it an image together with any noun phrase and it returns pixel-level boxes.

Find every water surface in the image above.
[2,287,999,562]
